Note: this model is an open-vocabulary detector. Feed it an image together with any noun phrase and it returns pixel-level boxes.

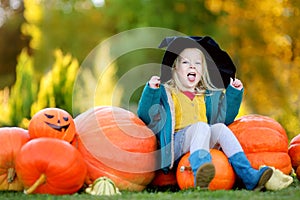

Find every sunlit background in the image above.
[0,0,299,139]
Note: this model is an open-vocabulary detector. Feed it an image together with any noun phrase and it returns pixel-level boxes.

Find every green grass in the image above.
[1,178,300,200]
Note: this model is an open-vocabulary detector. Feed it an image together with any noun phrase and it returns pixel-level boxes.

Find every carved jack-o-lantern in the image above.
[28,108,76,142]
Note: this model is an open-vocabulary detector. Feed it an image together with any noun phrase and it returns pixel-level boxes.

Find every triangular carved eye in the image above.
[44,113,54,119]
[63,116,69,121]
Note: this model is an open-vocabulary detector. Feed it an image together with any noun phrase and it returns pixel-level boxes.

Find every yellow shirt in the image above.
[171,91,207,131]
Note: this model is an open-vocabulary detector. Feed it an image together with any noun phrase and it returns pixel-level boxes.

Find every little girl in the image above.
[137,36,273,190]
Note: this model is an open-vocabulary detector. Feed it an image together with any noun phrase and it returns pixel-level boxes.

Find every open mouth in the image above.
[187,72,196,82]
[45,122,70,132]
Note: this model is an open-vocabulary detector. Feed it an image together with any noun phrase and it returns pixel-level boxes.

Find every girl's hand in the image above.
[230,78,243,90]
[149,76,161,89]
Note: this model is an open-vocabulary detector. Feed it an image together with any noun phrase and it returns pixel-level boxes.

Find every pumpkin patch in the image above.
[28,108,76,142]
[74,106,157,191]
[0,127,30,191]
[228,114,292,175]
[176,149,236,190]
[0,105,295,194]
[15,137,87,195]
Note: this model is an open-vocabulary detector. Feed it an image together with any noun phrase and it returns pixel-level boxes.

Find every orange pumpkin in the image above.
[150,169,177,188]
[229,114,292,175]
[74,106,157,191]
[15,138,87,195]
[0,127,29,191]
[176,153,194,190]
[296,167,300,180]
[28,108,76,142]
[288,134,300,179]
[176,149,236,190]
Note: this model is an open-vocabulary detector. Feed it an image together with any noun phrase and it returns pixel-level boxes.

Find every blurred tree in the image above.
[20,0,221,113]
[20,0,220,76]
[6,49,37,127]
[22,0,107,75]
[31,49,79,116]
[0,49,79,128]
[101,0,218,34]
[0,0,29,88]
[72,41,123,116]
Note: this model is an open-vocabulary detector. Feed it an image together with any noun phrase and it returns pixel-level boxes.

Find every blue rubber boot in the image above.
[189,150,215,188]
[229,152,273,190]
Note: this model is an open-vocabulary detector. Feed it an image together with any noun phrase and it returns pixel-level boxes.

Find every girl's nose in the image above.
[189,64,195,69]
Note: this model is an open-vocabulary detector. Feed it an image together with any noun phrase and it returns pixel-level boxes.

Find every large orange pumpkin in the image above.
[0,127,29,191]
[288,134,300,179]
[15,138,87,195]
[74,106,157,191]
[28,108,76,142]
[229,114,292,175]
[176,149,236,190]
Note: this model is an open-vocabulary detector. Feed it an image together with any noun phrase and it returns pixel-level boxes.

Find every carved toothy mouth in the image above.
[45,122,70,132]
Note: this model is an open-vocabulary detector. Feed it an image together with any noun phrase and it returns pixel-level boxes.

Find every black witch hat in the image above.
[159,36,236,89]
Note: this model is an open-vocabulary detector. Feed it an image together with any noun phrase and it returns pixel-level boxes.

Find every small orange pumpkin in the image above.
[150,169,177,188]
[288,134,300,179]
[74,106,157,191]
[176,153,194,190]
[15,138,87,195]
[0,127,29,191]
[296,167,300,180]
[28,108,76,142]
[229,114,292,175]
[176,149,236,190]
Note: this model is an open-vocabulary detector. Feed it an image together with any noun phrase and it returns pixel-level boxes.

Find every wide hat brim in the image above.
[159,36,236,89]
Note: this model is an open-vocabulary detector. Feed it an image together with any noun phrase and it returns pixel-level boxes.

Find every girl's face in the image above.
[174,48,203,92]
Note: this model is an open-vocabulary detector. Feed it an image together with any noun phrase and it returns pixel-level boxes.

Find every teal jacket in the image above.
[137,83,243,172]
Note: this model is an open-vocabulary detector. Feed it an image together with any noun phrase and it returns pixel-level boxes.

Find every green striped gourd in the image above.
[85,176,121,196]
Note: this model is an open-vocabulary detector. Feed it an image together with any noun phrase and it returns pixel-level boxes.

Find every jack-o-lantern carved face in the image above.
[28,108,76,142]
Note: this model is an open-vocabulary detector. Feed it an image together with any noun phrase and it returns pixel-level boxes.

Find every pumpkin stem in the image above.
[7,168,15,183]
[24,174,46,194]
[179,166,192,172]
